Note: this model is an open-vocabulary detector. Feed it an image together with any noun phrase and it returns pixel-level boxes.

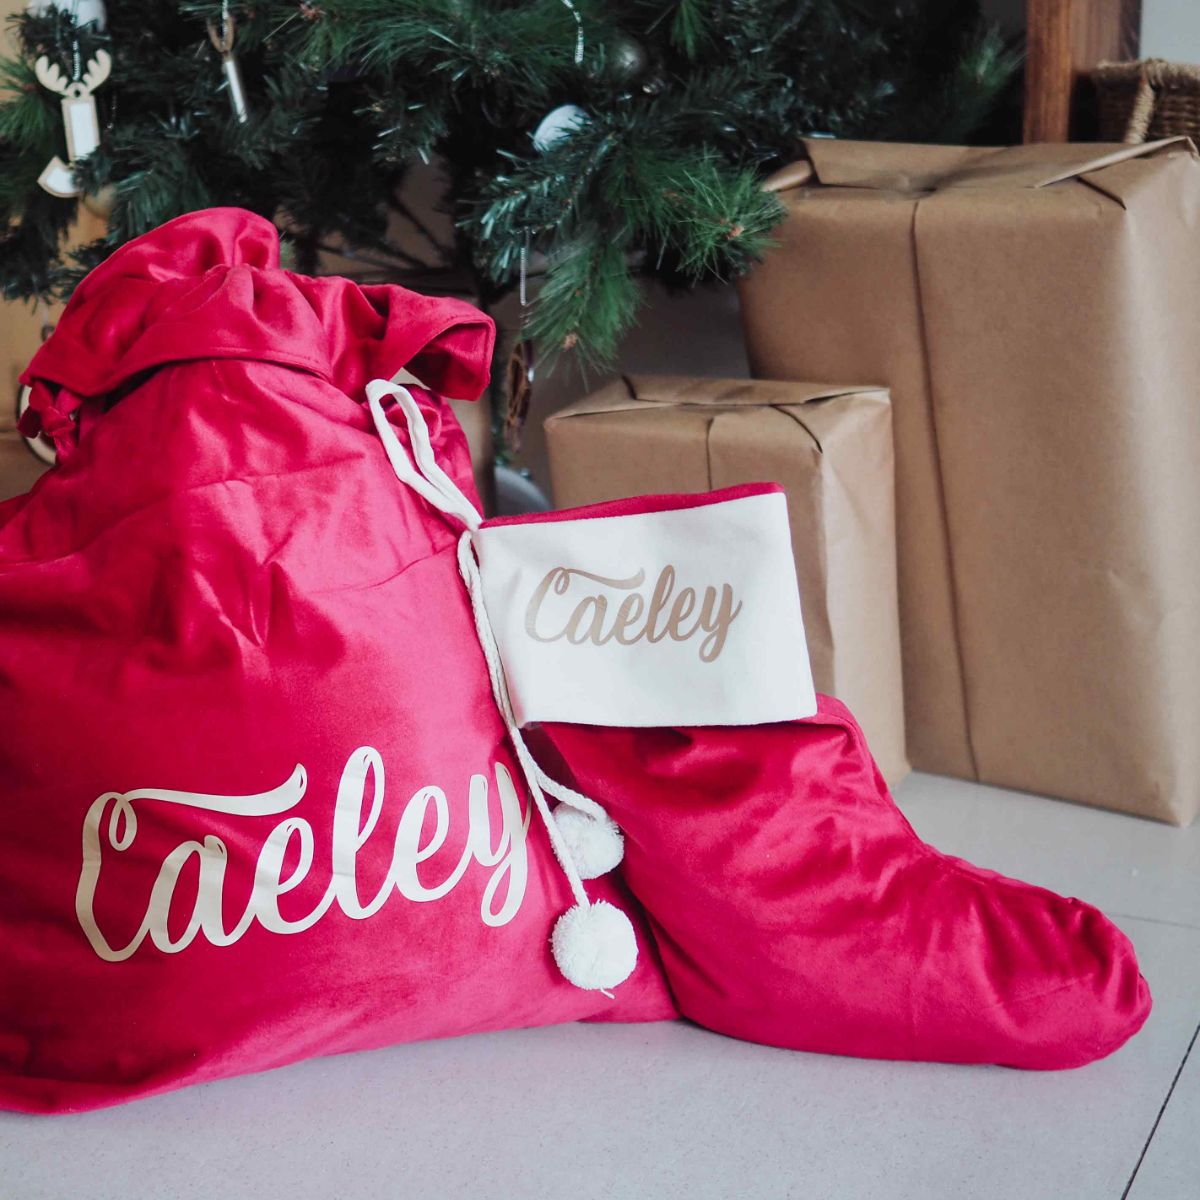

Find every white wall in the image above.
[981,0,1200,62]
[1142,0,1200,59]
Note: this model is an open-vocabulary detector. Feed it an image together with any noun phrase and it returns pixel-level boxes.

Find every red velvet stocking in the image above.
[538,696,1151,1069]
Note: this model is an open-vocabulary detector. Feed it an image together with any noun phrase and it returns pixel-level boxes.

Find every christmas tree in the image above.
[0,1,1018,372]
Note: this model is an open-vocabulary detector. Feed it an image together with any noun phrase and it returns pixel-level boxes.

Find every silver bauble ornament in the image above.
[608,33,648,83]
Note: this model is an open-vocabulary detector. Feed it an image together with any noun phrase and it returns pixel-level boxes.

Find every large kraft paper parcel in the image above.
[0,210,103,505]
[545,376,908,787]
[1,305,53,505]
[739,137,1200,824]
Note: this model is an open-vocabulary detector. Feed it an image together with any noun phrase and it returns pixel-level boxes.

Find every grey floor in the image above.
[1,773,1197,1200]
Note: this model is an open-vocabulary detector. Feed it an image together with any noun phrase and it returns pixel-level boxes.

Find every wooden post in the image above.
[1024,0,1142,142]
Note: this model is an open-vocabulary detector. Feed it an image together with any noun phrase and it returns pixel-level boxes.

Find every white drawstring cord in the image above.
[366,379,634,992]
[366,378,484,533]
[456,535,587,910]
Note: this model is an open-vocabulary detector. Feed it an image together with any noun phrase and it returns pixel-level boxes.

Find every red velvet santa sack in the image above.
[0,209,673,1114]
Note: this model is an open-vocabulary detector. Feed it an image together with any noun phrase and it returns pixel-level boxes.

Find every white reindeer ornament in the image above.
[34,48,111,198]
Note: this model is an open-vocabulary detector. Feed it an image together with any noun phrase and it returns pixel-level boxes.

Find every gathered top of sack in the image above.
[21,207,495,412]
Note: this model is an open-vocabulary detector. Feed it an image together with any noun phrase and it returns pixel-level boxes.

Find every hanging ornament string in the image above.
[504,233,536,449]
[207,3,249,124]
[560,0,584,65]
[518,233,529,309]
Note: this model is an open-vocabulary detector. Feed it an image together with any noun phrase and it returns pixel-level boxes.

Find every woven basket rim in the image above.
[1093,58,1200,89]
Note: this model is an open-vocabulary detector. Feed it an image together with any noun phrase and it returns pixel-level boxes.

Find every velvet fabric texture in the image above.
[0,209,674,1114]
[538,698,1152,1070]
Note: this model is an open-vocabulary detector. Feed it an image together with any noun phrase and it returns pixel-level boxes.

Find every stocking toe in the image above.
[913,859,1152,1068]
[1005,900,1151,1069]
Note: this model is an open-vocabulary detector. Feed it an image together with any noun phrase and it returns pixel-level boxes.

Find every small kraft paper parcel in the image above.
[545,376,907,786]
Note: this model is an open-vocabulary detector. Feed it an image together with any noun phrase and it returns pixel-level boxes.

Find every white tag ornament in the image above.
[474,487,817,728]
[34,49,111,198]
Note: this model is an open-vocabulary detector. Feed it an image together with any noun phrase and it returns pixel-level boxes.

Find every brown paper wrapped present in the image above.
[545,376,908,786]
[0,416,47,505]
[0,206,105,505]
[739,137,1200,824]
[1,302,54,504]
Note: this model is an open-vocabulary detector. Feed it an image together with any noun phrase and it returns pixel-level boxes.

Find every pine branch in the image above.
[668,0,708,60]
[363,86,447,169]
[629,152,785,279]
[0,57,59,153]
[105,123,216,244]
[0,179,76,299]
[0,0,1018,368]
[527,229,639,368]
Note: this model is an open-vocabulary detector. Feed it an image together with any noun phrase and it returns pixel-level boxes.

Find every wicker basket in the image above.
[1092,59,1200,143]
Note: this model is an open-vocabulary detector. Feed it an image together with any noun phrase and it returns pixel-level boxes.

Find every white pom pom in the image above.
[551,901,638,991]
[553,805,624,879]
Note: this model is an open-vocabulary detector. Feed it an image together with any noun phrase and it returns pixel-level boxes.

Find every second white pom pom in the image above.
[551,900,638,991]
[553,805,624,879]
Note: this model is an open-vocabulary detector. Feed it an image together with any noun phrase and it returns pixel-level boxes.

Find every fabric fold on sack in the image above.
[18,207,495,462]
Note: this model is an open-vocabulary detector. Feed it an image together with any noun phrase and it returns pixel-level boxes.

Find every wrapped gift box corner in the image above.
[0,423,47,506]
[544,375,908,787]
[0,212,105,507]
[739,137,1200,824]
[1,309,56,505]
